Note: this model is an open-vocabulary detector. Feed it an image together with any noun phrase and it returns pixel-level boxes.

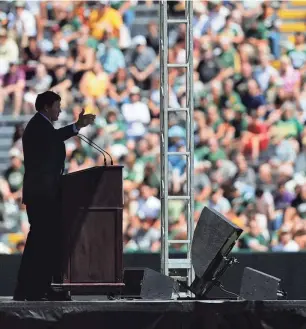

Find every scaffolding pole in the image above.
[159,0,194,287]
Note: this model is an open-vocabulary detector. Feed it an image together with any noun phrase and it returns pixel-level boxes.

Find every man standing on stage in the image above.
[13,91,96,301]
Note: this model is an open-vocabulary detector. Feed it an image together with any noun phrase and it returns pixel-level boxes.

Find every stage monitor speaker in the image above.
[123,268,178,300]
[190,206,243,297]
[239,267,282,301]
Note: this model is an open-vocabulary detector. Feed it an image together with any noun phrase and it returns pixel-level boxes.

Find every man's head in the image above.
[255,188,264,199]
[219,36,231,51]
[223,78,234,95]
[9,61,19,74]
[52,31,62,50]
[28,36,37,47]
[241,62,253,78]
[259,53,270,67]
[208,138,218,153]
[137,139,150,155]
[93,61,103,74]
[106,108,118,123]
[200,44,213,60]
[280,55,291,71]
[140,184,153,200]
[295,32,305,46]
[36,63,47,78]
[236,154,247,172]
[248,219,260,237]
[211,186,223,204]
[130,86,141,102]
[279,230,292,245]
[15,1,26,16]
[133,35,147,53]
[97,1,109,13]
[54,64,67,78]
[148,21,158,34]
[35,91,61,122]
[247,79,260,96]
[259,163,272,181]
[9,147,23,168]
[294,230,306,249]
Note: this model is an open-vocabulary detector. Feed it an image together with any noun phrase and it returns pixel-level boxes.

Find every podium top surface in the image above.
[64,166,123,177]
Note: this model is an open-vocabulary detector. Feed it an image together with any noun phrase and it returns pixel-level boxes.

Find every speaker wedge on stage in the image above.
[239,267,286,300]
[123,267,179,300]
[188,206,243,298]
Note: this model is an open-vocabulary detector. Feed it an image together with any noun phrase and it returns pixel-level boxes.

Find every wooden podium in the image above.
[53,165,124,294]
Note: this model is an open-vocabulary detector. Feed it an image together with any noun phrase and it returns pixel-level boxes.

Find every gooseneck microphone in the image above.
[78,134,107,166]
[78,133,114,165]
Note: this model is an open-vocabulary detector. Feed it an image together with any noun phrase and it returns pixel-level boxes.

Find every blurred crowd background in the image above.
[1,0,306,254]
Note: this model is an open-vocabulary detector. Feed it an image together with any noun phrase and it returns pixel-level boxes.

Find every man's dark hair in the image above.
[35,91,61,112]
[255,188,264,198]
[295,32,304,37]
[293,230,306,239]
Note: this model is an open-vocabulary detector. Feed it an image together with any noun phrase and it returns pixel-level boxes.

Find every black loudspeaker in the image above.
[190,206,243,297]
[239,267,282,300]
[123,268,178,300]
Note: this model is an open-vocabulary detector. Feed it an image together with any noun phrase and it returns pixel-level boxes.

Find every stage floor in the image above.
[1,297,306,329]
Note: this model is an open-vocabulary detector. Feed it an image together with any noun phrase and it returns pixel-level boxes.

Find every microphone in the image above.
[78,133,114,165]
[78,135,107,166]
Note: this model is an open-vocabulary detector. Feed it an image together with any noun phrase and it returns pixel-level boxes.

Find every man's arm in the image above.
[51,79,72,93]
[55,124,78,142]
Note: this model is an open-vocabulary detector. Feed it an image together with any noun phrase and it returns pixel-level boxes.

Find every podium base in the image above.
[51,283,124,295]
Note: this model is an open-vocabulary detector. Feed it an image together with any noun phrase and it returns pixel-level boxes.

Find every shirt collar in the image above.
[39,112,53,125]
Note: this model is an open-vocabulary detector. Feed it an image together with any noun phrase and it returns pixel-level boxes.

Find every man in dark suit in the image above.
[13,91,95,301]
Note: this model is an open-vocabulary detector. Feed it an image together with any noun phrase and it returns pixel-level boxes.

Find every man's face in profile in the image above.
[46,100,61,122]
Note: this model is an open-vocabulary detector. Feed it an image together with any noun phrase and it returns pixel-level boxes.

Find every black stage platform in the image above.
[1,297,306,329]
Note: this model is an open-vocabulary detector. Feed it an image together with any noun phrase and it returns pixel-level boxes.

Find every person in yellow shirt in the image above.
[89,2,123,41]
[80,61,109,97]
[79,60,109,114]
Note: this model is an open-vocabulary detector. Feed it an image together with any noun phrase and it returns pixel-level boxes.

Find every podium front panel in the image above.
[60,166,123,288]
[70,209,122,283]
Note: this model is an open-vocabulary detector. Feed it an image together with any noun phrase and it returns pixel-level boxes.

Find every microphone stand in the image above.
[78,135,107,166]
[78,133,113,165]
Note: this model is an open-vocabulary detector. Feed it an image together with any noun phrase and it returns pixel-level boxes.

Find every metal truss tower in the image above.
[159,0,195,287]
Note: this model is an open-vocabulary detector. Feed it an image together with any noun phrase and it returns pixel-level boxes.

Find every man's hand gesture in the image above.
[75,109,96,130]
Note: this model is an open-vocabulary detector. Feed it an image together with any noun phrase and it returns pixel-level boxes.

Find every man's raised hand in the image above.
[76,108,96,130]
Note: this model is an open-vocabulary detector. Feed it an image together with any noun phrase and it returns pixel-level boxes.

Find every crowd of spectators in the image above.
[1,0,306,255]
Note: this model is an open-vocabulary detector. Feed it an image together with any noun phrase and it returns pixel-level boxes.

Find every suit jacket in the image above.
[22,113,78,205]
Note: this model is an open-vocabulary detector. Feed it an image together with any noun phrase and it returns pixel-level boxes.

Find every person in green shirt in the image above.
[240,219,269,252]
[105,108,127,145]
[4,148,24,200]
[204,138,227,166]
[220,78,243,110]
[218,14,244,45]
[217,37,240,79]
[58,7,82,47]
[206,105,223,133]
[272,102,303,140]
[245,16,268,42]
[123,152,145,190]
